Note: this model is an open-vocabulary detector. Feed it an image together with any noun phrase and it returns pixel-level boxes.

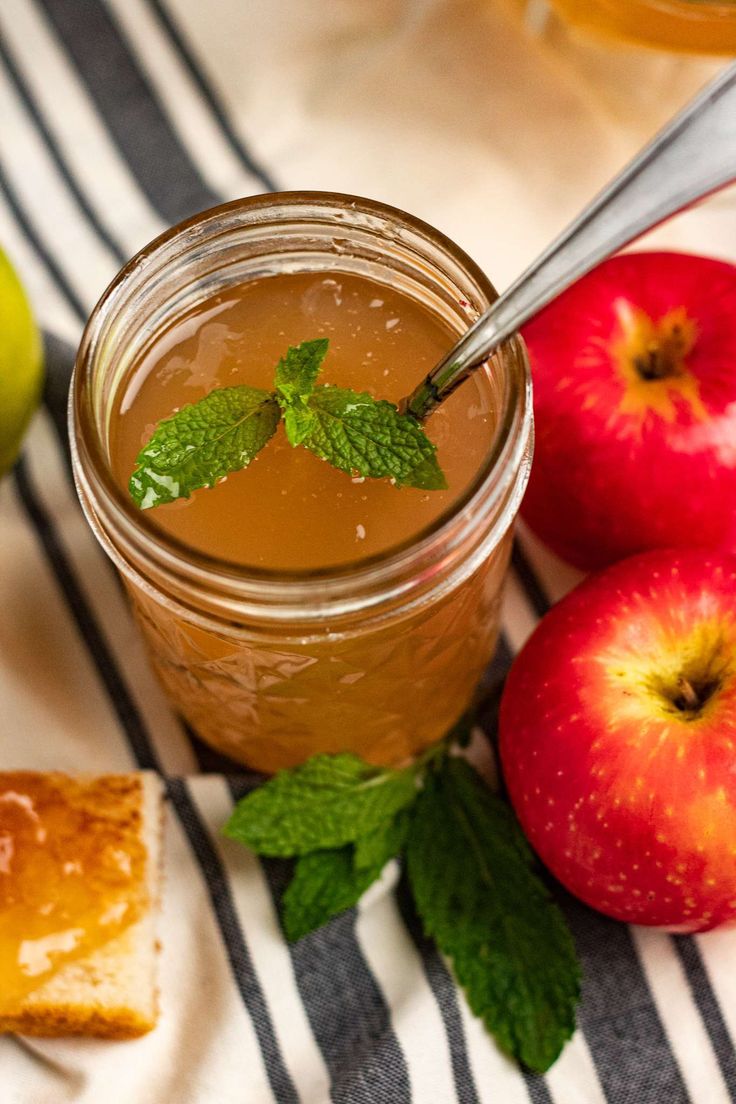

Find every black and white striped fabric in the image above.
[1,3,734,1101]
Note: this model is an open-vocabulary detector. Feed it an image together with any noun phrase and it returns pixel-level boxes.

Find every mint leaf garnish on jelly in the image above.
[275,338,327,447]
[300,387,447,490]
[224,738,580,1072]
[275,340,445,487]
[129,386,279,509]
[129,338,447,507]
[274,337,328,406]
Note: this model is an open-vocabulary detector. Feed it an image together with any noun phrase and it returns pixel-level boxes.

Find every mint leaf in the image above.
[301,386,447,490]
[283,405,316,447]
[129,386,279,509]
[406,758,580,1073]
[283,848,372,941]
[224,753,418,856]
[275,339,328,405]
[283,810,410,941]
[282,847,376,941]
[353,809,410,871]
[275,339,328,447]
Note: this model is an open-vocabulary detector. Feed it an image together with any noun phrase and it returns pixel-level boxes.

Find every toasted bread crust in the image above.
[0,1004,156,1039]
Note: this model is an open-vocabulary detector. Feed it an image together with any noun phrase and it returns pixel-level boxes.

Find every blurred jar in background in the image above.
[510,0,725,132]
[543,0,736,54]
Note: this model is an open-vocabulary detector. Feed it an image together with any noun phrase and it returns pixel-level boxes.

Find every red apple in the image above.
[499,548,736,931]
[521,251,736,570]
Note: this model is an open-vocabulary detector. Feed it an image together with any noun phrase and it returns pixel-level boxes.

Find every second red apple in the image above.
[521,251,736,570]
[499,549,736,932]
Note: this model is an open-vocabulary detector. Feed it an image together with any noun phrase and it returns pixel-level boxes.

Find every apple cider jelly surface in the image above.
[110,271,497,570]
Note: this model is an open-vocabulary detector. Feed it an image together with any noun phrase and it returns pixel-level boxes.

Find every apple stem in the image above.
[676,677,699,710]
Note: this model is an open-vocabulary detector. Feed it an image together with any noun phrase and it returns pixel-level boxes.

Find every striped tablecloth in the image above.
[1,2,735,1102]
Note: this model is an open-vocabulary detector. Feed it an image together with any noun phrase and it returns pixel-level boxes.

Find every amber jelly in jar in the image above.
[71,194,532,772]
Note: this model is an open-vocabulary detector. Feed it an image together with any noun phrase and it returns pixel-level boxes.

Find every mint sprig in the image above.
[224,740,580,1073]
[129,339,446,508]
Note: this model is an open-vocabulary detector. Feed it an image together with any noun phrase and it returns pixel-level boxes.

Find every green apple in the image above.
[0,247,43,476]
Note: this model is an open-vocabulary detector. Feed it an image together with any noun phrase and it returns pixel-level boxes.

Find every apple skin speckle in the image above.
[499,548,736,932]
[520,252,736,570]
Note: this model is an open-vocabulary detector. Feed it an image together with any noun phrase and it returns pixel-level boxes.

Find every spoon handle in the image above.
[404,62,736,420]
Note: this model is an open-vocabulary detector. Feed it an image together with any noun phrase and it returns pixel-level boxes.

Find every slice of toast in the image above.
[0,771,163,1039]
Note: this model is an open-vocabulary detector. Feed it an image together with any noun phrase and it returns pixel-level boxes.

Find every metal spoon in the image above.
[402,62,736,421]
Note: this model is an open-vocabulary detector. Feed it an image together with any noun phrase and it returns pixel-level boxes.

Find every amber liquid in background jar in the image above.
[544,0,736,54]
[73,195,531,774]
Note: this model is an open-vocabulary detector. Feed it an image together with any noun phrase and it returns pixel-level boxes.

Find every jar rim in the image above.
[71,191,531,606]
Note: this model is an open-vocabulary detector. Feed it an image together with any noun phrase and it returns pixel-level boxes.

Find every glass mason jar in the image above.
[71,194,532,773]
